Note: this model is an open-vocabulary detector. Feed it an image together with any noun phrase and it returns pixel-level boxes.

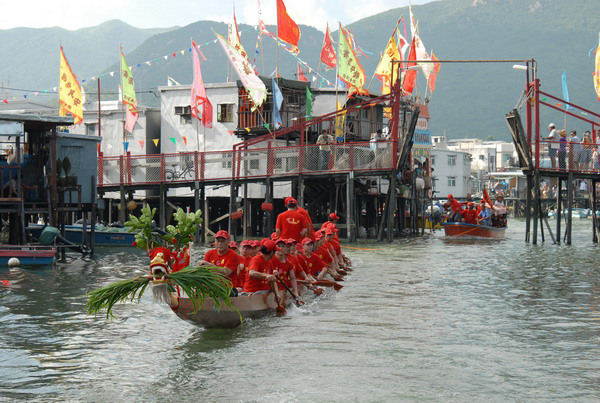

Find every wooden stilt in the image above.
[228,180,236,238]
[265,177,273,236]
[243,183,249,239]
[525,175,532,243]
[90,176,97,257]
[346,173,354,242]
[386,173,396,242]
[194,181,200,243]
[591,179,597,243]
[566,173,573,245]
[159,185,166,230]
[297,175,304,207]
[532,174,539,245]
[119,185,126,224]
[556,178,562,244]
[203,193,209,244]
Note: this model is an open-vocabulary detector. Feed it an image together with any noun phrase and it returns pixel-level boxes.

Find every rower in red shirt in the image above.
[270,238,302,303]
[275,197,308,243]
[297,204,315,240]
[242,240,279,295]
[199,230,241,295]
[462,202,478,224]
[446,194,464,222]
[237,240,254,289]
[298,237,329,280]
[314,232,344,280]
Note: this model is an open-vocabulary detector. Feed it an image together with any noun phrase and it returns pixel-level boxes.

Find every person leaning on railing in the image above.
[546,123,558,168]
[580,131,593,170]
[558,129,567,170]
[569,130,581,171]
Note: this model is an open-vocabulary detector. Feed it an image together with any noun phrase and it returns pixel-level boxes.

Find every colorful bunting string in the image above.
[152,138,159,147]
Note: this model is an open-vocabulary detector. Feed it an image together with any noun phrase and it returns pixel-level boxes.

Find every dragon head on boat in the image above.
[149,247,172,283]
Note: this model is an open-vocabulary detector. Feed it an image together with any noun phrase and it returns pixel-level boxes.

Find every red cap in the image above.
[284,196,298,205]
[315,232,325,240]
[262,239,281,252]
[467,202,474,207]
[301,237,314,246]
[239,240,251,247]
[215,230,230,240]
[447,194,453,199]
[329,212,340,220]
[270,232,279,241]
[251,240,261,247]
[229,241,238,249]
[260,238,269,246]
[285,238,296,244]
[275,237,286,246]
[325,228,335,235]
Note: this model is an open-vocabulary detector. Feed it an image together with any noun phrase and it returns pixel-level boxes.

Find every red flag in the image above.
[483,187,493,208]
[320,24,336,70]
[428,52,441,95]
[190,40,213,128]
[402,37,417,94]
[277,0,300,52]
[297,64,308,81]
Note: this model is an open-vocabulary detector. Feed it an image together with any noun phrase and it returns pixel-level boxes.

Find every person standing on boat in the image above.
[493,193,508,227]
[546,123,559,168]
[476,201,492,226]
[447,194,464,222]
[241,240,279,295]
[276,197,308,243]
[199,230,242,295]
[297,203,315,240]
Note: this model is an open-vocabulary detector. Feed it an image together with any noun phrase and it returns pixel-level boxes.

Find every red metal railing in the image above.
[98,141,395,188]
[526,80,600,172]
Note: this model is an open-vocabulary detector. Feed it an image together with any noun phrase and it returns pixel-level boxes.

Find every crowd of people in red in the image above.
[198,197,351,307]
[443,193,508,228]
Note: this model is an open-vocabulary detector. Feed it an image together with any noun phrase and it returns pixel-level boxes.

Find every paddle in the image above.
[275,275,305,307]
[269,281,286,316]
[298,279,343,292]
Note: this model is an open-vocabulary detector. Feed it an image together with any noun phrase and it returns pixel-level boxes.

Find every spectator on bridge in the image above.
[558,130,567,170]
[580,131,593,170]
[569,130,581,171]
[316,129,334,171]
[546,123,558,168]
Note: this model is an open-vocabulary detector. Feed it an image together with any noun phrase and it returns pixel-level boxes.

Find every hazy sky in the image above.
[0,0,435,31]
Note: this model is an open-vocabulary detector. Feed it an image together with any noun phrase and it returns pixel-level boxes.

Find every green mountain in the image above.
[0,20,175,95]
[346,0,599,140]
[2,0,598,140]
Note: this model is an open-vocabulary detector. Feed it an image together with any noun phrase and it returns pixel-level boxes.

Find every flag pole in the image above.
[120,46,126,156]
[192,37,200,153]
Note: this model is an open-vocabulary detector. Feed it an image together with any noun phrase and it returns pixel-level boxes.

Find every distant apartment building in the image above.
[431,136,473,198]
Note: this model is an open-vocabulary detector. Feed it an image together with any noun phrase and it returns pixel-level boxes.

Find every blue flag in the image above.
[272,78,283,129]
[562,71,573,110]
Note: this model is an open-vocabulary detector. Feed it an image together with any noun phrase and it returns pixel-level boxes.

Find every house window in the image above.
[448,155,456,166]
[175,105,192,124]
[217,104,234,123]
[250,159,259,170]
[479,154,485,160]
[85,123,97,135]
[464,155,470,166]
[221,152,232,169]
[431,156,435,166]
[275,157,283,170]
[448,176,456,187]
[286,92,300,106]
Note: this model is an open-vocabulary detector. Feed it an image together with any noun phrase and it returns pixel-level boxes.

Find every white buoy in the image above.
[8,258,20,268]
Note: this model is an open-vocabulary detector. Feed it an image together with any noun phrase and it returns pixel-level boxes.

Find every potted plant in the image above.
[56,158,66,187]
[62,156,77,186]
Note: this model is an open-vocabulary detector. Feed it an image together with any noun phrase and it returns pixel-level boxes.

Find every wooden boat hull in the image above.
[28,224,135,246]
[0,245,56,267]
[441,222,506,239]
[172,285,307,329]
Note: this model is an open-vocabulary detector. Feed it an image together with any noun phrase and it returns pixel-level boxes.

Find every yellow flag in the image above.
[375,32,401,95]
[594,39,600,101]
[59,47,83,124]
[337,25,366,95]
[335,101,346,138]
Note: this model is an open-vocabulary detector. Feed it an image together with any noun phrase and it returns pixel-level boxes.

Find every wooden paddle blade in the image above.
[333,275,344,282]
[275,305,287,316]
[332,283,343,291]
[313,287,324,296]
[345,267,353,272]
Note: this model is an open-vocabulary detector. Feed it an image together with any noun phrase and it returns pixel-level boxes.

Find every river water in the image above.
[1,219,599,401]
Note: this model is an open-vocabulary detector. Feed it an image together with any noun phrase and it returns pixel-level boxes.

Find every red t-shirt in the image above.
[298,207,315,238]
[243,254,273,293]
[299,253,327,276]
[315,245,333,265]
[276,210,307,242]
[204,248,240,287]
[463,209,477,224]
[237,254,250,288]
[330,239,342,255]
[287,254,304,278]
[270,255,295,290]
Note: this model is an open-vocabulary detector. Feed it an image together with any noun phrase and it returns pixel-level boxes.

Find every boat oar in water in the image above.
[269,281,287,316]
[298,279,343,292]
[275,275,305,307]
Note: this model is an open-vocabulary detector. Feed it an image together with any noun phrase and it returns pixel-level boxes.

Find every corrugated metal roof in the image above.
[0,113,73,125]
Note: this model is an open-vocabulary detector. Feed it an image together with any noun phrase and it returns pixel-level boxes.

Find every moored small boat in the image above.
[441,222,507,239]
[28,224,136,246]
[0,245,56,267]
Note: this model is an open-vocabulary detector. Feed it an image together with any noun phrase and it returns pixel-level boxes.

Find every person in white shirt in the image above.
[546,123,558,168]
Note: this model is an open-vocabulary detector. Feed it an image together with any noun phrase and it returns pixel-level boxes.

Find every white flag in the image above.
[215,33,267,110]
